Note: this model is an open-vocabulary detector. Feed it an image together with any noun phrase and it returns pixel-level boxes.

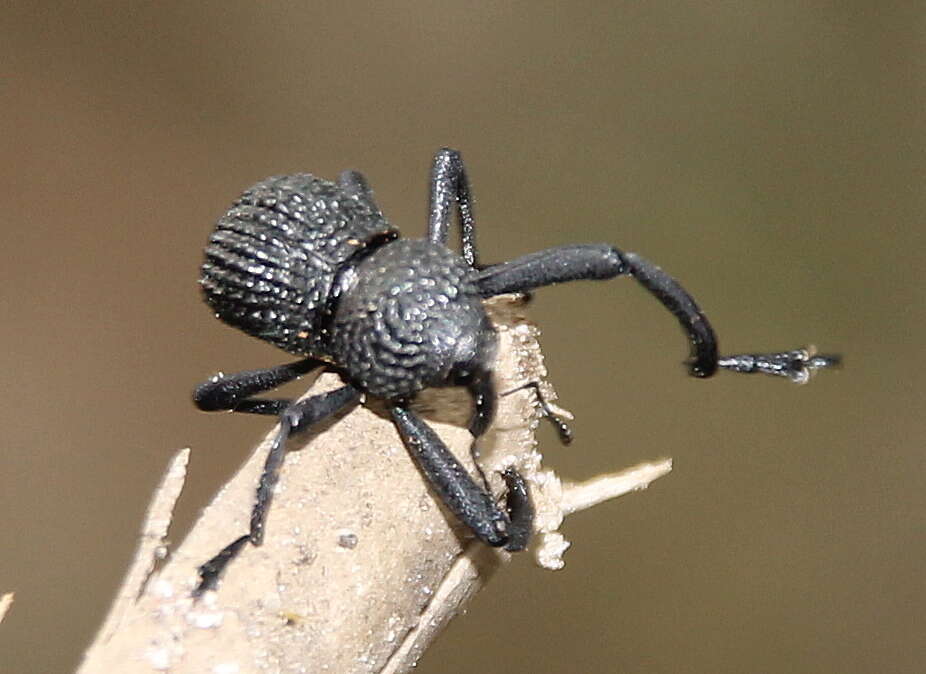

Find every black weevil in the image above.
[193,148,838,594]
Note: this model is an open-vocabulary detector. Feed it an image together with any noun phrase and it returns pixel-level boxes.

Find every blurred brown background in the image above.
[2,2,922,672]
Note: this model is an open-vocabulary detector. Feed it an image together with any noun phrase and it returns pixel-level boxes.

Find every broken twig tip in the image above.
[560,458,673,515]
[0,593,14,625]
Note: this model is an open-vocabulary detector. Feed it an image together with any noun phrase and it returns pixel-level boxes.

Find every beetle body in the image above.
[201,173,397,358]
[192,148,837,595]
[201,174,496,402]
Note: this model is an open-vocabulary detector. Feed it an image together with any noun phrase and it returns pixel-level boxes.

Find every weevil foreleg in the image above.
[475,244,838,382]
[390,406,531,552]
[194,384,361,596]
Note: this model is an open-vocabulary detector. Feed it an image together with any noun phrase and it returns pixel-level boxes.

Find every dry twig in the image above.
[77,297,671,673]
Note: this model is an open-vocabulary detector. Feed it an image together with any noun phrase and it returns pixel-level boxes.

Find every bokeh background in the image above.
[2,2,922,672]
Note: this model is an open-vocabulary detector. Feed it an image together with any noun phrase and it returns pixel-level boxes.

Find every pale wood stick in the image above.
[77,297,671,673]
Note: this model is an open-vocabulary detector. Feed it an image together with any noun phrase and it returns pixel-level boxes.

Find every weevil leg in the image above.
[717,349,841,383]
[501,467,533,552]
[502,381,574,445]
[473,244,720,371]
[194,384,361,596]
[474,244,628,296]
[194,535,250,595]
[617,250,718,377]
[464,372,496,491]
[475,244,838,381]
[248,385,362,544]
[427,148,479,267]
[465,371,496,440]
[193,357,324,414]
[390,405,519,549]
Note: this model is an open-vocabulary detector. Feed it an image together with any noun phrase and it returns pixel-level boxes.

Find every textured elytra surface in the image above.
[200,174,395,356]
[331,239,495,400]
